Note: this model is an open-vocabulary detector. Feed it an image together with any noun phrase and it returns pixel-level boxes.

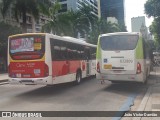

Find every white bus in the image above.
[8,33,96,85]
[96,32,151,83]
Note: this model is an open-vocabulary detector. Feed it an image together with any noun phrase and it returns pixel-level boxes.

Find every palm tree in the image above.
[42,1,61,34]
[79,3,96,29]
[63,10,90,37]
[88,18,121,44]
[42,2,95,38]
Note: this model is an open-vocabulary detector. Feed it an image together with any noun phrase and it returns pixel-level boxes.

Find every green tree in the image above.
[145,0,160,44]
[78,3,96,29]
[55,10,89,37]
[149,18,160,44]
[145,0,160,18]
[42,3,92,38]
[88,18,122,44]
[41,1,61,34]
[0,22,22,71]
[118,23,127,32]
[0,21,21,51]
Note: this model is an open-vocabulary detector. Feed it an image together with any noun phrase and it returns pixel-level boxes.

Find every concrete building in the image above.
[99,0,125,25]
[132,16,153,41]
[107,17,118,24]
[131,16,146,32]
[0,0,51,33]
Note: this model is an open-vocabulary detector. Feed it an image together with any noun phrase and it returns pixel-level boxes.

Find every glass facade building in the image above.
[100,0,125,24]
[58,0,98,17]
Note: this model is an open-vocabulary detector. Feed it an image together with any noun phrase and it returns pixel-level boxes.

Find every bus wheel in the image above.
[75,71,82,85]
[157,61,160,66]
[144,72,148,84]
[144,78,148,85]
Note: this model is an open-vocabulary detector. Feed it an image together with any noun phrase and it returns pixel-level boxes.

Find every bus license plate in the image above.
[34,69,40,74]
[104,64,112,69]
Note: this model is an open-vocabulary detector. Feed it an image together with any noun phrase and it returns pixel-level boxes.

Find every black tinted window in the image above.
[100,35,139,50]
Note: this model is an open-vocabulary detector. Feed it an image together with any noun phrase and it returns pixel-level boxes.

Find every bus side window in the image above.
[50,39,67,61]
[84,47,91,60]
[50,39,54,60]
[67,43,74,60]
[78,45,85,60]
[67,42,83,60]
[53,46,61,60]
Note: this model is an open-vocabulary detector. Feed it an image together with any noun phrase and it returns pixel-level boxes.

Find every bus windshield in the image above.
[100,35,139,50]
[9,35,45,60]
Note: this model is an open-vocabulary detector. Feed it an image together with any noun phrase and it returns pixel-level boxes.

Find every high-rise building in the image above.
[131,16,151,40]
[131,16,146,32]
[100,0,125,25]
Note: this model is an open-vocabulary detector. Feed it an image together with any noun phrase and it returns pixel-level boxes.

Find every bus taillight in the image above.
[136,62,141,74]
[44,63,49,77]
[97,62,100,73]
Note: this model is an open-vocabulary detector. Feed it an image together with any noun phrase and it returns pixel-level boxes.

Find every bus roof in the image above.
[9,33,96,48]
[99,32,140,37]
[48,34,96,48]
[8,33,46,38]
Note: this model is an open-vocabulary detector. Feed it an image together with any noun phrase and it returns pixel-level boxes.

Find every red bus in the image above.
[8,33,96,85]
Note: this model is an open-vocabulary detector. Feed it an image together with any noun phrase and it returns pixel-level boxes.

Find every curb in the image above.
[132,87,152,120]
[0,79,8,82]
[0,79,9,85]
[0,82,9,85]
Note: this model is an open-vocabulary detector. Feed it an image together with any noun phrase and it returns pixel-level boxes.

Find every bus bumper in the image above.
[96,73,144,83]
[8,76,53,85]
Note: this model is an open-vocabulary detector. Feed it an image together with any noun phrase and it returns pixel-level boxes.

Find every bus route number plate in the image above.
[104,64,112,69]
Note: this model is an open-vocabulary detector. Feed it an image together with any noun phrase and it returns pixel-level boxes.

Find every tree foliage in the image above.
[42,4,92,38]
[88,18,125,44]
[145,0,160,44]
[144,0,160,18]
[42,4,127,44]
[149,18,160,44]
[0,22,22,57]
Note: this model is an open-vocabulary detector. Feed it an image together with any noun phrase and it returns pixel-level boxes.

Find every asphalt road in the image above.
[0,73,157,120]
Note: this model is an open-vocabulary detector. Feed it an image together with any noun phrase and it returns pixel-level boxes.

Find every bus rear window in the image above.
[9,35,45,60]
[100,35,139,50]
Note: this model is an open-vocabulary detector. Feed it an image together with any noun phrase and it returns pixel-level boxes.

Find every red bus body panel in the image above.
[52,60,86,77]
[9,61,45,78]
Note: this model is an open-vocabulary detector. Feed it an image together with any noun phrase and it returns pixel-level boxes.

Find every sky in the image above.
[125,0,154,32]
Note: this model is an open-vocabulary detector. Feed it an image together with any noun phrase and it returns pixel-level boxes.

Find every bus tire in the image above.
[111,81,120,84]
[157,61,160,66]
[75,71,82,85]
[144,72,148,84]
[144,78,148,84]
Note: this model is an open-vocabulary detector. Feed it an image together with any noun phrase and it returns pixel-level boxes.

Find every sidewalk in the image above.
[123,67,160,120]
[139,67,160,120]
[0,73,8,82]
